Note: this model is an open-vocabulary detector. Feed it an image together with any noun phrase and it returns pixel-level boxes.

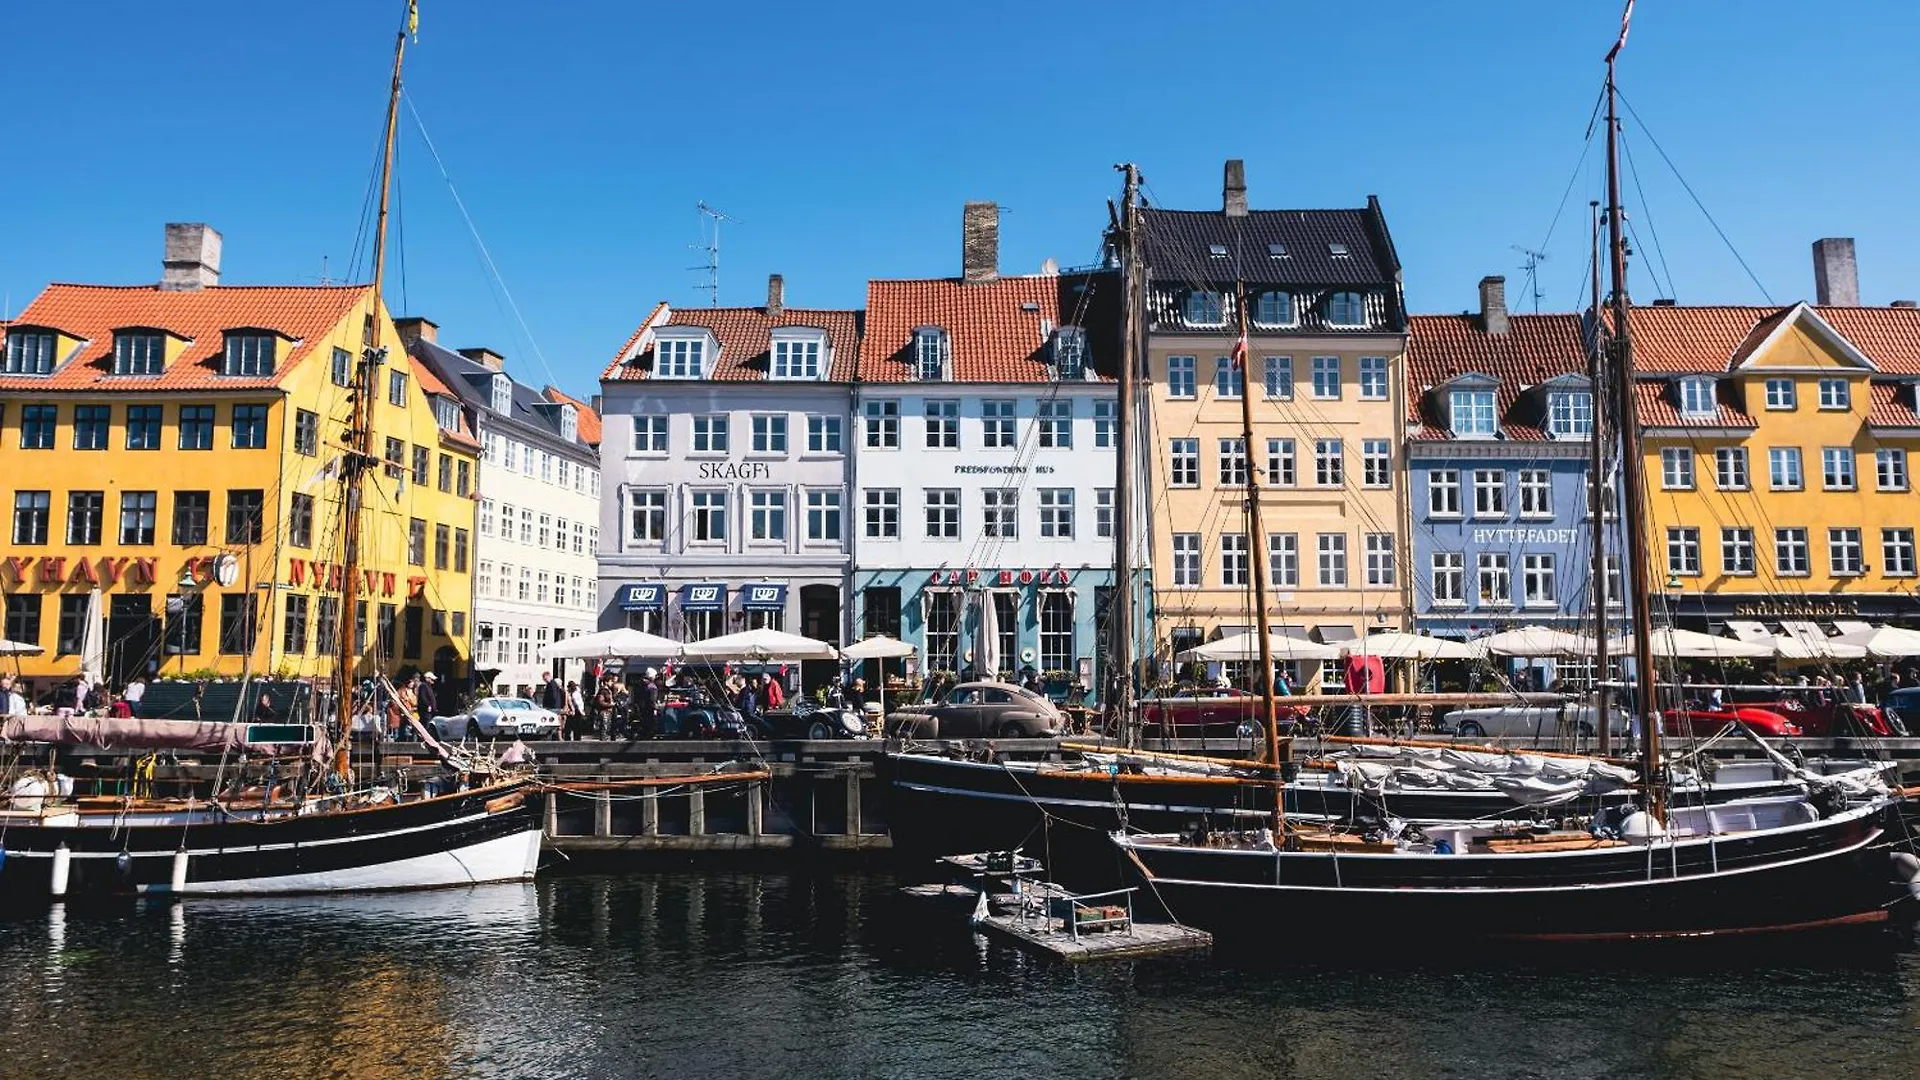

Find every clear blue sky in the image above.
[7,1,1918,396]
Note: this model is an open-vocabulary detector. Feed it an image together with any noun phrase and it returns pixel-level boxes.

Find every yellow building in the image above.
[1629,298,1920,634]
[0,224,479,691]
[1137,163,1412,672]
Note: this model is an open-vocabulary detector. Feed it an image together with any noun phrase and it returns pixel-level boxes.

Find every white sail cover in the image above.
[1335,744,1638,807]
[2,715,305,752]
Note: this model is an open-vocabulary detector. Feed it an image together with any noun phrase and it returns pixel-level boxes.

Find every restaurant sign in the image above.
[926,567,1072,587]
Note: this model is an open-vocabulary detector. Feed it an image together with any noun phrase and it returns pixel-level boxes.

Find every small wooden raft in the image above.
[974,907,1212,963]
[905,854,1211,962]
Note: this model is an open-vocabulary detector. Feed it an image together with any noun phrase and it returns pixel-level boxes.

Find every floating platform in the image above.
[972,907,1212,962]
[905,854,1211,962]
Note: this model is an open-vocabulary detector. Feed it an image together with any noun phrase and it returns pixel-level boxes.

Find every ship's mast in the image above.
[1586,201,1612,757]
[1233,283,1284,830]
[1110,164,1142,747]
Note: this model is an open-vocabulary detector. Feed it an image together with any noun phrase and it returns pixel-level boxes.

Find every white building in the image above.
[401,319,602,694]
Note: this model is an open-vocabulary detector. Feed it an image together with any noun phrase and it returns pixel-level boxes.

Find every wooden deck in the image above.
[973,909,1213,962]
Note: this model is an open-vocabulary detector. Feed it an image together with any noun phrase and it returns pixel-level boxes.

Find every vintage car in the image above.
[1125,687,1310,740]
[884,681,1063,740]
[1661,703,1803,738]
[432,696,562,741]
[1443,702,1631,740]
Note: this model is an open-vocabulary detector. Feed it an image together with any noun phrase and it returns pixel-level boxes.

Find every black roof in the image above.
[1137,199,1400,288]
[408,337,595,460]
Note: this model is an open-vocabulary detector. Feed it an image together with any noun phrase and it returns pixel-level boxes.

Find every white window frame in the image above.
[1431,552,1464,606]
[1169,438,1199,487]
[1769,446,1804,491]
[1822,446,1856,491]
[1263,355,1293,400]
[654,336,705,379]
[750,413,789,455]
[1877,448,1909,492]
[1428,469,1461,518]
[770,335,824,380]
[982,399,1017,449]
[1521,553,1556,607]
[1660,447,1695,490]
[1361,439,1392,489]
[1830,527,1864,576]
[1472,469,1506,518]
[690,489,727,543]
[1172,533,1201,587]
[1721,527,1755,576]
[1764,378,1796,410]
[1314,438,1343,487]
[1038,488,1074,539]
[1882,527,1916,577]
[1517,469,1552,518]
[1316,533,1348,587]
[1818,378,1850,411]
[1714,447,1750,491]
[1364,533,1395,587]
[1218,438,1248,487]
[864,399,900,449]
[1776,527,1810,576]
[1450,389,1496,437]
[864,489,900,539]
[1311,356,1342,400]
[690,414,729,454]
[1167,355,1197,399]
[806,414,843,454]
[1358,356,1389,401]
[924,399,960,449]
[924,488,960,540]
[983,488,1018,539]
[1477,553,1511,606]
[1678,377,1716,418]
[1667,526,1701,576]
[1269,533,1299,588]
[1220,533,1249,587]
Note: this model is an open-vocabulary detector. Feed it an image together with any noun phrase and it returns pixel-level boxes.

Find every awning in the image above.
[1212,624,1251,640]
[1724,619,1773,643]
[741,583,788,611]
[1314,624,1357,642]
[679,582,727,612]
[617,583,666,611]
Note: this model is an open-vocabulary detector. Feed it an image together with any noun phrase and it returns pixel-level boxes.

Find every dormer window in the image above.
[654,335,706,379]
[771,330,827,380]
[1324,292,1366,327]
[1547,391,1594,437]
[1678,376,1716,418]
[490,373,512,415]
[1267,243,1288,259]
[113,330,167,375]
[222,331,277,376]
[433,397,461,432]
[560,404,579,442]
[1182,290,1226,327]
[1207,243,1229,259]
[913,327,949,380]
[1450,389,1497,438]
[4,328,58,375]
[1252,291,1295,328]
[1051,327,1087,379]
[1327,242,1350,257]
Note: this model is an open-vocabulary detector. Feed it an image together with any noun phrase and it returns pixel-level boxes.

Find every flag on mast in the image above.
[1232,322,1248,372]
[408,0,420,42]
[1605,0,1633,62]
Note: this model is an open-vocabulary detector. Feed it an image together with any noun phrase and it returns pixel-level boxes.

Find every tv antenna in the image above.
[1512,244,1550,314]
[690,202,738,306]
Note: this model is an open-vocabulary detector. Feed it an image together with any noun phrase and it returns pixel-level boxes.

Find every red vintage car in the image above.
[1733,692,1892,737]
[1661,704,1804,738]
[1123,687,1309,740]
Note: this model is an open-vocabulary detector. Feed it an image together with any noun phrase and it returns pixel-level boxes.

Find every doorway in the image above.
[108,594,159,687]
[799,584,841,690]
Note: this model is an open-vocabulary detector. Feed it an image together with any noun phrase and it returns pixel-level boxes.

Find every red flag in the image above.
[1605,0,1634,62]
[1231,327,1249,372]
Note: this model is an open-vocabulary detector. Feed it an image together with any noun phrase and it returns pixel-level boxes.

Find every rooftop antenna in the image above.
[690,201,738,306]
[1512,244,1550,314]
[318,254,333,286]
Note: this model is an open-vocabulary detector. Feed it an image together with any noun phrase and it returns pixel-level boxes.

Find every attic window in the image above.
[1252,291,1295,328]
[1327,242,1350,257]
[222,331,276,376]
[1324,291,1367,327]
[1052,327,1087,380]
[1450,389,1497,438]
[1182,290,1226,327]
[653,336,705,379]
[1678,376,1716,419]
[559,404,579,442]
[771,330,826,380]
[490,373,512,414]
[1268,243,1288,259]
[1547,391,1593,437]
[5,328,60,375]
[433,397,461,432]
[1019,302,1041,313]
[113,330,166,376]
[1207,243,1229,258]
[913,327,949,381]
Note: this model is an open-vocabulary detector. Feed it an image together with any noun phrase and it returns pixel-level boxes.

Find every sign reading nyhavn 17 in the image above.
[1,555,160,587]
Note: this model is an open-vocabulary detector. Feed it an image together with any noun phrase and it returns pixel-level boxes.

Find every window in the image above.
[1220,533,1248,587]
[750,491,787,541]
[1883,528,1916,577]
[1548,392,1594,436]
[1314,439,1343,487]
[976,399,1017,449]
[1182,290,1225,326]
[1477,552,1510,606]
[405,517,426,566]
[691,415,729,453]
[1358,356,1388,401]
[1170,438,1199,487]
[862,585,903,641]
[750,414,788,454]
[1715,447,1749,490]
[173,491,209,546]
[433,523,451,570]
[280,593,309,655]
[1428,469,1461,517]
[1038,400,1073,448]
[772,337,822,379]
[57,595,89,656]
[224,489,264,545]
[995,593,1018,676]
[1828,527,1864,576]
[1264,355,1293,400]
[454,528,469,573]
[281,491,314,549]
[1052,327,1086,379]
[1776,527,1810,576]
[924,488,959,539]
[983,488,1018,539]
[1431,552,1464,605]
[232,404,268,449]
[490,375,513,415]
[4,329,57,374]
[457,460,472,497]
[925,400,959,448]
[1218,438,1248,486]
[1317,533,1348,587]
[914,328,950,380]
[1269,533,1299,587]
[1325,291,1366,326]
[865,399,900,448]
[1473,469,1506,517]
[437,453,453,492]
[1095,489,1114,539]
[387,369,408,407]
[411,445,430,486]
[1660,447,1695,490]
[1362,440,1391,488]
[1667,527,1701,576]
[865,489,899,539]
[1822,447,1856,491]
[1521,553,1555,606]
[691,491,726,542]
[632,415,667,453]
[223,333,276,376]
[165,593,204,657]
[1253,291,1294,327]
[1038,489,1074,538]
[1172,533,1201,587]
[1093,399,1116,449]
[289,408,318,456]
[67,491,104,545]
[806,415,842,453]
[218,594,258,655]
[1450,389,1496,436]
[925,591,960,673]
[1365,533,1396,587]
[385,437,406,481]
[434,398,460,432]
[1679,377,1716,418]
[4,595,41,650]
[1167,355,1196,399]
[1518,469,1551,517]
[1721,527,1755,575]
[1877,448,1909,491]
[1266,438,1296,487]
[1311,356,1341,400]
[1765,378,1796,410]
[628,490,666,543]
[126,405,162,450]
[331,346,352,387]
[12,492,49,544]
[806,490,842,542]
[1818,378,1850,410]
[1213,356,1243,399]
[73,405,109,450]
[1769,447,1804,490]
[21,404,56,448]
[655,337,705,378]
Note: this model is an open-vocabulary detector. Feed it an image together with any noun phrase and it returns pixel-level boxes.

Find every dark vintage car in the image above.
[884,681,1063,740]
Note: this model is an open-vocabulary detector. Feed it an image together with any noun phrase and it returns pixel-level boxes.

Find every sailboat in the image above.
[1110,20,1918,942]
[0,7,544,900]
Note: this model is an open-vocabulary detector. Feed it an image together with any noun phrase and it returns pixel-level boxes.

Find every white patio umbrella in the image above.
[1474,625,1597,657]
[1604,627,1775,660]
[1341,631,1483,661]
[1177,632,1340,663]
[538,627,683,660]
[1765,634,1868,662]
[972,592,1001,677]
[840,635,916,660]
[79,588,105,684]
[680,627,839,662]
[1829,624,1920,658]
[0,639,44,656]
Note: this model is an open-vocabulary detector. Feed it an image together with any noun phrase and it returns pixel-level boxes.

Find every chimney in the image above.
[1478,275,1509,336]
[1812,238,1859,305]
[962,201,998,284]
[591,393,604,413]
[1223,159,1248,217]
[766,273,785,318]
[393,317,438,347]
[458,347,505,372]
[160,223,222,291]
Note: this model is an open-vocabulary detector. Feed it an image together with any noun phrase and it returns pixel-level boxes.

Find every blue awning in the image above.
[617,583,666,611]
[679,582,727,612]
[740,583,788,611]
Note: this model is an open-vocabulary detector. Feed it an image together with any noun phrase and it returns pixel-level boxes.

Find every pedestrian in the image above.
[393,678,418,740]
[123,675,146,718]
[254,691,278,724]
[595,679,617,735]
[107,689,133,719]
[2,676,26,718]
[765,670,785,711]
[845,677,870,712]
[416,672,438,732]
[736,676,764,730]
[633,669,659,738]
[1850,671,1868,705]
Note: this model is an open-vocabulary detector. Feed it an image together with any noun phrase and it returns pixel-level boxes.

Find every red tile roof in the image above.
[541,385,603,446]
[1618,303,1920,375]
[1809,306,1920,375]
[601,302,861,383]
[858,273,1118,384]
[409,361,481,449]
[1405,313,1588,439]
[0,283,369,392]
[1868,382,1920,429]
[1633,380,1756,430]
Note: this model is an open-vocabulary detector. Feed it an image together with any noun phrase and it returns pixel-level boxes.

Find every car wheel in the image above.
[467,720,483,740]
[807,720,834,740]
[1238,719,1266,745]
[1456,720,1485,737]
[999,722,1026,739]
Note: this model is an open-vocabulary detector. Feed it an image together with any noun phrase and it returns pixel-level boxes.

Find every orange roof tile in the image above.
[1868,381,1920,429]
[541,385,603,446]
[1633,380,1756,429]
[0,283,369,392]
[1618,303,1920,375]
[408,360,481,448]
[857,272,1120,384]
[1405,313,1588,440]
[602,303,861,383]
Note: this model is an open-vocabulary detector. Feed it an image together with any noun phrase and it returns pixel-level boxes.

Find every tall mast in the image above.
[335,23,408,780]
[1586,200,1612,757]
[1604,51,1663,818]
[1234,283,1283,827]
[1110,164,1142,747]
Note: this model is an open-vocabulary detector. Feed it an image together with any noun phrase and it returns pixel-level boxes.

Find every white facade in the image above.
[473,427,601,692]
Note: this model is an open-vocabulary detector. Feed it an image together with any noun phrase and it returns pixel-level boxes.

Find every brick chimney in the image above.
[160,223,222,291]
[1223,159,1248,217]
[393,317,438,347]
[1813,238,1859,305]
[1479,275,1509,336]
[962,202,998,284]
[766,273,785,318]
[458,347,505,372]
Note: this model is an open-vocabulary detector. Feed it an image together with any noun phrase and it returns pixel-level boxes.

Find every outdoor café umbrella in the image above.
[1340,631,1482,661]
[1603,627,1774,660]
[1475,625,1597,657]
[840,635,916,660]
[680,627,839,662]
[1177,632,1340,663]
[538,627,683,661]
[0,639,44,656]
[1830,624,1920,658]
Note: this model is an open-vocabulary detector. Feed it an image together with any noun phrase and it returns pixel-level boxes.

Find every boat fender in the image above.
[116,851,133,877]
[0,847,7,873]
[9,775,49,812]
[1891,852,1920,901]
[1618,811,1665,841]
[1433,839,1453,855]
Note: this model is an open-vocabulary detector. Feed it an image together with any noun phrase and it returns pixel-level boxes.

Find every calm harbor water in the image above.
[3,871,1919,1080]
